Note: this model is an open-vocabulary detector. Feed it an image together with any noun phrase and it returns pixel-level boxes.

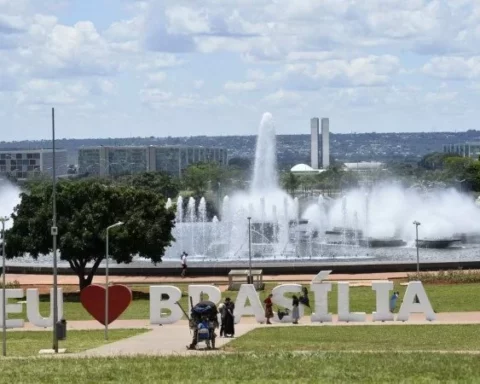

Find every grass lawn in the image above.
[4,329,147,356]
[10,282,480,321]
[226,324,480,353]
[1,352,480,383]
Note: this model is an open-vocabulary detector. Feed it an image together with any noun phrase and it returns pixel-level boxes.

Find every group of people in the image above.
[264,287,310,324]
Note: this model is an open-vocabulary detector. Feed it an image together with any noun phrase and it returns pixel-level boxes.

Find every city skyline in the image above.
[1,1,480,141]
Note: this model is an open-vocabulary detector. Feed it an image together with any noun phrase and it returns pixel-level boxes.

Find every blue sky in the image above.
[1,0,480,141]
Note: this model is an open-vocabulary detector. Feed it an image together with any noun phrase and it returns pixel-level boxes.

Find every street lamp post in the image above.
[105,221,124,340]
[1,217,9,357]
[51,107,59,354]
[247,217,252,284]
[413,221,421,274]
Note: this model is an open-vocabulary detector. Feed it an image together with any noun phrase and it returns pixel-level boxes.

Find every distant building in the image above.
[78,145,228,177]
[321,118,330,168]
[310,118,319,169]
[343,162,384,173]
[443,142,480,159]
[291,163,325,174]
[0,148,68,180]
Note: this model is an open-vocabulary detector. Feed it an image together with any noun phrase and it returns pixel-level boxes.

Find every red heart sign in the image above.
[80,284,132,325]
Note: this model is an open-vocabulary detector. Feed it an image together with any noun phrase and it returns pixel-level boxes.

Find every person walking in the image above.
[180,252,188,278]
[223,297,235,337]
[264,294,274,324]
[292,295,300,324]
[218,303,226,337]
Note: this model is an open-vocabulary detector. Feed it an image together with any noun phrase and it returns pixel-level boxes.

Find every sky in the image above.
[1,0,480,141]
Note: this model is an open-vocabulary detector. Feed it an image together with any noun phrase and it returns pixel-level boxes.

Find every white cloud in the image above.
[423,56,480,80]
[263,89,301,105]
[281,55,400,89]
[136,53,185,71]
[140,88,232,109]
[145,72,166,87]
[194,80,204,89]
[224,81,256,91]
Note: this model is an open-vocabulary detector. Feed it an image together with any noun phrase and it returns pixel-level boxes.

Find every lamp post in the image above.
[413,221,421,274]
[105,221,124,340]
[51,107,59,354]
[1,217,9,357]
[247,217,252,284]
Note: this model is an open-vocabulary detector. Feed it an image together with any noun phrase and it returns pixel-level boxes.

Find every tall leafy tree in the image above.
[116,171,180,198]
[5,179,175,289]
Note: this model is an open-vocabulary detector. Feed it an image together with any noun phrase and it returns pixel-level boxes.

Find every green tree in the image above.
[117,171,180,198]
[5,179,175,290]
[281,172,299,196]
[182,162,224,195]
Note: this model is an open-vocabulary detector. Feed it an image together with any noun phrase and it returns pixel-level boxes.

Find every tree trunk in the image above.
[69,258,104,291]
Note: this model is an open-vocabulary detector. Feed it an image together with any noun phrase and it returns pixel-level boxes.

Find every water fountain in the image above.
[164,112,480,262]
[3,113,480,266]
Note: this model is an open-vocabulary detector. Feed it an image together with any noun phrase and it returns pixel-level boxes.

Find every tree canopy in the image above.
[115,171,180,198]
[5,179,175,289]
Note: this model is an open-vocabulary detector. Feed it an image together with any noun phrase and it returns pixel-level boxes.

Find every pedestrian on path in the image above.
[264,294,273,324]
[223,297,235,337]
[390,291,400,313]
[180,252,188,278]
[292,295,300,324]
[218,303,226,337]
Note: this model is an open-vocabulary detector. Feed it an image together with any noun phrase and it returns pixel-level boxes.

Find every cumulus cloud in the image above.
[423,56,480,80]
[224,81,257,91]
[2,0,480,137]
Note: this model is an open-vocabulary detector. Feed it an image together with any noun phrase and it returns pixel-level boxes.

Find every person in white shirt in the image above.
[181,252,188,277]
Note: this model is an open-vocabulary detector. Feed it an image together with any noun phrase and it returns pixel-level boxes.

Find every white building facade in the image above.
[0,148,68,180]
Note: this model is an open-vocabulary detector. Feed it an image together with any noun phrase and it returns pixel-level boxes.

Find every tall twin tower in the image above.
[310,117,330,169]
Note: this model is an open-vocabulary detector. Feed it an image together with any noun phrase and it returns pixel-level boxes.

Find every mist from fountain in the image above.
[165,113,480,262]
[320,183,480,242]
[0,181,21,229]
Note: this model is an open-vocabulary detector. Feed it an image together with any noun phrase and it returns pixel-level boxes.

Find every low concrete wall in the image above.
[5,260,480,277]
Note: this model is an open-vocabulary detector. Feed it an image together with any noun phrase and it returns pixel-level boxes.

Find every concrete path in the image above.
[10,311,480,333]
[6,271,410,286]
[77,323,257,357]
[5,312,480,357]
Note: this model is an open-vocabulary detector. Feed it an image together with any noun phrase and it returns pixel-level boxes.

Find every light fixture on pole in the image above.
[413,221,421,274]
[105,221,124,340]
[0,216,9,357]
[51,107,59,354]
[247,217,252,284]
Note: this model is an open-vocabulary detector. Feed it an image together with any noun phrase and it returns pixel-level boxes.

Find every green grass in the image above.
[226,324,480,353]
[11,282,480,322]
[409,269,480,284]
[4,329,147,356]
[1,353,480,383]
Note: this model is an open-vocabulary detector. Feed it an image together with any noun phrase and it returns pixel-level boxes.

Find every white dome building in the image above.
[290,164,325,174]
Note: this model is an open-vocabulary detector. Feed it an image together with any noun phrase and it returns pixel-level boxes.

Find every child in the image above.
[390,291,400,313]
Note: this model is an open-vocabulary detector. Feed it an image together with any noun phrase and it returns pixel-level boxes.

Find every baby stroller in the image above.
[178,299,219,350]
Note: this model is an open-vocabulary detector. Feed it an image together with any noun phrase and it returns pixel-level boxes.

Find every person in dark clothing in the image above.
[292,295,300,324]
[299,287,310,308]
[180,252,188,277]
[223,297,235,337]
[218,303,226,337]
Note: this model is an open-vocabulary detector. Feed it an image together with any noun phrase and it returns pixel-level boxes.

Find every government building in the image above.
[78,145,228,177]
[0,148,68,180]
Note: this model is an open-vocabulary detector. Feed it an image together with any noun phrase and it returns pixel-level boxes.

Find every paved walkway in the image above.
[6,271,410,286]
[78,323,257,357]
[12,311,480,333]
[8,311,480,357]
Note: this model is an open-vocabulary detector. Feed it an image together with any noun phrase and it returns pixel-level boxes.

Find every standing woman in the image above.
[264,294,273,324]
[223,297,235,337]
[292,295,300,324]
